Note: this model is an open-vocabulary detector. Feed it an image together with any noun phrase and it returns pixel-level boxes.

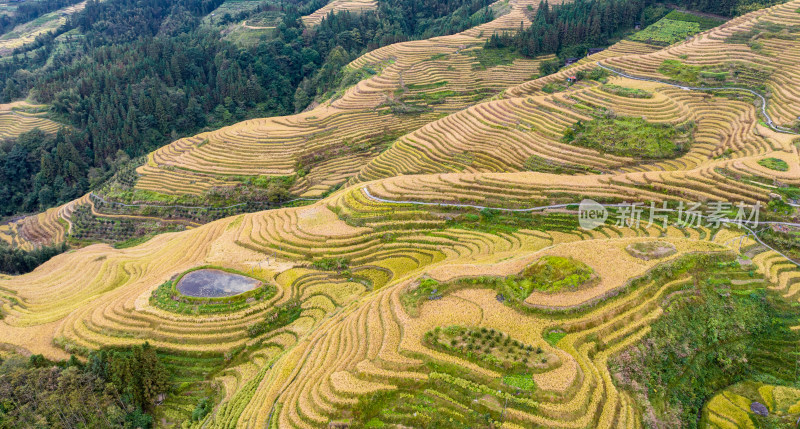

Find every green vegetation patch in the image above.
[502,373,537,391]
[544,329,567,346]
[310,257,350,271]
[403,89,459,105]
[521,255,596,294]
[658,59,706,83]
[224,26,277,47]
[424,325,546,372]
[378,98,434,115]
[662,10,726,30]
[113,234,157,249]
[610,259,800,428]
[629,18,701,45]
[542,67,609,93]
[0,240,69,275]
[0,343,172,428]
[68,204,186,247]
[443,209,582,235]
[563,116,694,159]
[424,53,448,61]
[353,375,536,428]
[657,59,773,89]
[600,84,653,98]
[542,81,569,94]
[401,278,442,315]
[401,255,596,315]
[757,157,789,172]
[466,46,523,70]
[756,225,800,261]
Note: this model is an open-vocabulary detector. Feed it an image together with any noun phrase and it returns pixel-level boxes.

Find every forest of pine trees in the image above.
[0,240,69,275]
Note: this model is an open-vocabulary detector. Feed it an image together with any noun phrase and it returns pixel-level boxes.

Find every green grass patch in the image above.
[542,81,568,93]
[699,70,728,80]
[379,99,433,115]
[563,116,694,159]
[542,67,609,93]
[310,257,350,271]
[401,253,597,315]
[757,157,789,172]
[522,255,596,294]
[544,330,567,346]
[466,46,522,70]
[658,59,772,88]
[404,89,459,105]
[502,373,537,391]
[224,25,276,47]
[629,18,701,45]
[401,278,443,316]
[658,59,706,83]
[663,10,726,30]
[444,209,582,235]
[68,204,186,246]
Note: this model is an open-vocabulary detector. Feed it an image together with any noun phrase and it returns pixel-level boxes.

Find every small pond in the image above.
[176,269,261,298]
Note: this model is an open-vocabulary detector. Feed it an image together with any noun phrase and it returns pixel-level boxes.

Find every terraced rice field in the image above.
[133,0,547,199]
[301,0,378,27]
[206,0,266,21]
[1,1,799,428]
[0,101,62,140]
[704,383,800,427]
[1,180,796,427]
[132,0,800,207]
[0,195,83,250]
[0,1,86,56]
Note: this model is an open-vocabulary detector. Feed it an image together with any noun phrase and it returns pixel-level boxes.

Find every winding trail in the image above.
[596,63,799,135]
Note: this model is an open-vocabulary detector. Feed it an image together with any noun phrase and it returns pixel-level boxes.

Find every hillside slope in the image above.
[132,0,547,199]
[0,2,799,428]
